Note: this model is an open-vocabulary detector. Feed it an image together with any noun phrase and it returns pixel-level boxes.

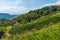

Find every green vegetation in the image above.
[0,5,60,40]
[9,12,60,34]
[1,23,60,40]
[2,5,60,26]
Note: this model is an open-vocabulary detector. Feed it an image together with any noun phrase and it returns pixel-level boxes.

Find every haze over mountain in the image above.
[0,13,17,19]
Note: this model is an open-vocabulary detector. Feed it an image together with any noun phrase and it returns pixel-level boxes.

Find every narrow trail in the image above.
[4,26,12,38]
[6,26,12,32]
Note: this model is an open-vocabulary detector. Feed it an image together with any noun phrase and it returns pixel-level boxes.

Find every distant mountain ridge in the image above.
[0,18,9,24]
[0,13,17,19]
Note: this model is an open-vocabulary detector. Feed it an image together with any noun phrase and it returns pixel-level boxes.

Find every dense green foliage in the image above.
[13,5,60,24]
[9,11,60,34]
[1,22,60,40]
[0,5,60,40]
[1,5,60,26]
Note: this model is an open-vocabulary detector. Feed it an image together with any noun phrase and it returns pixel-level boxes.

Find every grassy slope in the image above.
[9,11,60,34]
[0,26,8,31]
[1,22,60,40]
[25,23,60,40]
[21,23,60,40]
[0,12,60,40]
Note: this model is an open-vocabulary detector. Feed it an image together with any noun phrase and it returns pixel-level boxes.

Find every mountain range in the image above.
[0,13,17,19]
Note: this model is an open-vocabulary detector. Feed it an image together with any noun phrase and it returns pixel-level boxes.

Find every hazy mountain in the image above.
[0,13,17,19]
[0,18,9,24]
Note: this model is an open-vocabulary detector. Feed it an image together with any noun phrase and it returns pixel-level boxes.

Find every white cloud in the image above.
[14,0,23,5]
[0,0,60,15]
[0,0,29,15]
[0,5,29,15]
[31,0,60,10]
[54,0,60,5]
[8,7,29,15]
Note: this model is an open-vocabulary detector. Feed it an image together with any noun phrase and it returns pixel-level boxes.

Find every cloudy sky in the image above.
[0,0,60,15]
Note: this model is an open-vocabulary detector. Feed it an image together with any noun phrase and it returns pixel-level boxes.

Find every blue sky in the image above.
[0,0,60,15]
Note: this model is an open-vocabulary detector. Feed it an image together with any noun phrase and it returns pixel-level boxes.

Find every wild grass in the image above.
[9,12,60,34]
[1,23,60,40]
[0,12,60,40]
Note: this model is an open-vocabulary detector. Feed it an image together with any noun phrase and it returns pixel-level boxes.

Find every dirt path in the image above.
[4,26,12,38]
[6,26,12,32]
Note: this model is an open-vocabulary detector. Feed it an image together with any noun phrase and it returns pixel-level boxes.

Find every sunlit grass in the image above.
[1,23,60,40]
[0,11,60,40]
[9,11,60,34]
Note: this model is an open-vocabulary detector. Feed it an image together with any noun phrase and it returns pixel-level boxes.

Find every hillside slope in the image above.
[0,5,60,40]
[1,20,60,40]
[2,5,60,26]
[11,23,60,40]
[9,11,60,34]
